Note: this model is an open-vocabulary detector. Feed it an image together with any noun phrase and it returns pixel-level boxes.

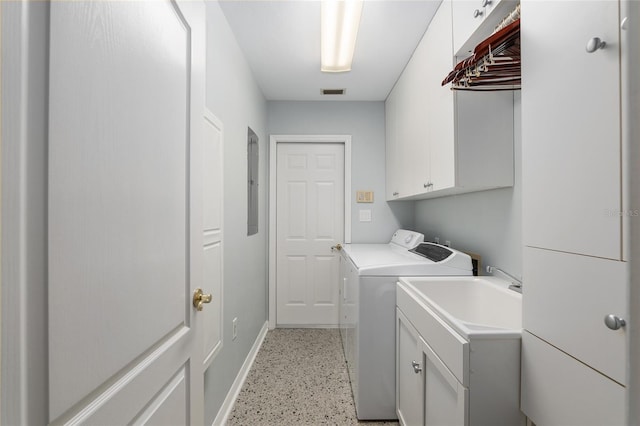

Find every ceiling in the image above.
[218,0,443,101]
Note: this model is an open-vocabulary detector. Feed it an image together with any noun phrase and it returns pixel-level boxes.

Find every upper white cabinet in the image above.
[521,0,622,260]
[452,0,519,57]
[385,0,515,201]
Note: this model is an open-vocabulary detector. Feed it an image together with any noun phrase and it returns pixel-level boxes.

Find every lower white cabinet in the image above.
[521,331,625,426]
[397,309,467,426]
[396,288,524,426]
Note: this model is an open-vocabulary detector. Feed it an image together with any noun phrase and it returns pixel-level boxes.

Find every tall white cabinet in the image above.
[521,1,630,424]
[385,0,515,201]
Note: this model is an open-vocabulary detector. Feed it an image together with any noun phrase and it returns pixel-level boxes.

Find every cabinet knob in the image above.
[473,8,483,18]
[481,0,491,7]
[604,314,626,330]
[411,360,422,374]
[393,191,399,196]
[586,37,606,53]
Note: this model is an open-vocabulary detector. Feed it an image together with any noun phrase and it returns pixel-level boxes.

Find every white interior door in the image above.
[276,143,345,326]
[47,1,206,424]
[203,111,224,369]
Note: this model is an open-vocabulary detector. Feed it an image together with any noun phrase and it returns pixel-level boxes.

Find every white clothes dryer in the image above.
[338,229,472,420]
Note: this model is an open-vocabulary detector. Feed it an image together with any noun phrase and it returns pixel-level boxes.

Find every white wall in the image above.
[414,94,522,277]
[268,101,414,243]
[203,2,269,423]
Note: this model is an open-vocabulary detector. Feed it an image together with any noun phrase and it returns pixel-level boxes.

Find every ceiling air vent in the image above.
[321,88,346,95]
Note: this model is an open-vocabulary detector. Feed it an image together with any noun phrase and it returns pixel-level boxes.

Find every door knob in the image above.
[193,288,212,311]
[331,243,343,251]
[411,360,422,374]
[604,314,626,330]
[586,37,606,53]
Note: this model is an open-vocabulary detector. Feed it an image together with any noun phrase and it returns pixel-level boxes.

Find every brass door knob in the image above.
[193,288,213,311]
[331,243,343,251]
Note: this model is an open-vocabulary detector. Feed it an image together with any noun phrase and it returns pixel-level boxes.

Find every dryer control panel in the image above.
[390,229,425,249]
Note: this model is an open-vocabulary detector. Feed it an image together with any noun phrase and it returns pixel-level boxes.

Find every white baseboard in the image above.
[212,321,268,426]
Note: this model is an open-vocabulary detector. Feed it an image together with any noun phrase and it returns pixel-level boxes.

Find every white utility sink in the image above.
[396,276,525,425]
[397,276,522,339]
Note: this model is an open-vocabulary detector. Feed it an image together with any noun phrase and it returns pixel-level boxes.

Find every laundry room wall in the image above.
[414,93,522,277]
[204,2,269,423]
[268,101,414,243]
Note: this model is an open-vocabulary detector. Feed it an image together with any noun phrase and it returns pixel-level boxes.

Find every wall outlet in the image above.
[232,317,238,340]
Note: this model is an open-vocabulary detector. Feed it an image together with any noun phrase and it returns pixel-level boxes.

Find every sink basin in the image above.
[398,276,522,338]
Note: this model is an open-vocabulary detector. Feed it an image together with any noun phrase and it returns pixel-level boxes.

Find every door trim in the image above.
[268,135,351,329]
[1,2,50,423]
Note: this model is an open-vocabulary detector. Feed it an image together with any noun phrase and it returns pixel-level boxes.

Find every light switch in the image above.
[359,209,372,222]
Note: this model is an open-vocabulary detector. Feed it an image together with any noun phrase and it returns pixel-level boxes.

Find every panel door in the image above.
[452,0,485,55]
[396,309,424,426]
[202,111,224,369]
[521,331,626,426]
[276,143,345,326]
[421,336,468,426]
[48,1,206,423]
[424,0,456,193]
[523,247,628,385]
[398,33,431,198]
[385,89,401,199]
[521,0,622,260]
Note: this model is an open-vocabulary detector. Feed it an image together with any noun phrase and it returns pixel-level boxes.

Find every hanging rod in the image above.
[442,5,521,91]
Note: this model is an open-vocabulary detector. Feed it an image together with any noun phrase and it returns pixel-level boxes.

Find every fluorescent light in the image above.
[321,0,363,72]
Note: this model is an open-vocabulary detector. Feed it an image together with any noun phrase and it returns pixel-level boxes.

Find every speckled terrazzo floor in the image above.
[226,328,399,426]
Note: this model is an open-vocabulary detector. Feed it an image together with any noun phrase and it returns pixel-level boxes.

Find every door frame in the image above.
[268,135,352,329]
[1,2,50,423]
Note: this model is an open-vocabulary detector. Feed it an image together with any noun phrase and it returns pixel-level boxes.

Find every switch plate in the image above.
[356,190,374,203]
[359,209,372,222]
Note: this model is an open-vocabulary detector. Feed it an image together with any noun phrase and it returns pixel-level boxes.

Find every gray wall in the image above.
[268,101,414,243]
[204,2,269,423]
[414,93,522,278]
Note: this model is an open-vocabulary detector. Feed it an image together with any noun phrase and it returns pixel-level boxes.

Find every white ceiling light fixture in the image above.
[321,0,364,72]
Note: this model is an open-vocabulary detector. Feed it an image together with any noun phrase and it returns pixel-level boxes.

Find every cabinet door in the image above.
[396,309,424,426]
[521,0,621,260]
[521,331,625,426]
[425,0,456,192]
[400,32,431,198]
[385,90,400,200]
[452,0,486,55]
[421,336,468,426]
[523,247,628,385]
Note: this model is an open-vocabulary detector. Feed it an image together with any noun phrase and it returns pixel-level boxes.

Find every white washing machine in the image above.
[338,229,473,420]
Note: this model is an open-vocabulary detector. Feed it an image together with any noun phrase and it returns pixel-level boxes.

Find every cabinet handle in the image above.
[393,192,399,196]
[586,37,606,53]
[473,8,483,18]
[481,0,491,7]
[423,182,429,188]
[411,360,422,374]
[604,314,626,330]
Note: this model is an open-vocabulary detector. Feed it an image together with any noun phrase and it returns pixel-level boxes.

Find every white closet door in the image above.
[48,1,206,423]
[276,143,344,326]
[521,0,621,259]
[202,111,224,369]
